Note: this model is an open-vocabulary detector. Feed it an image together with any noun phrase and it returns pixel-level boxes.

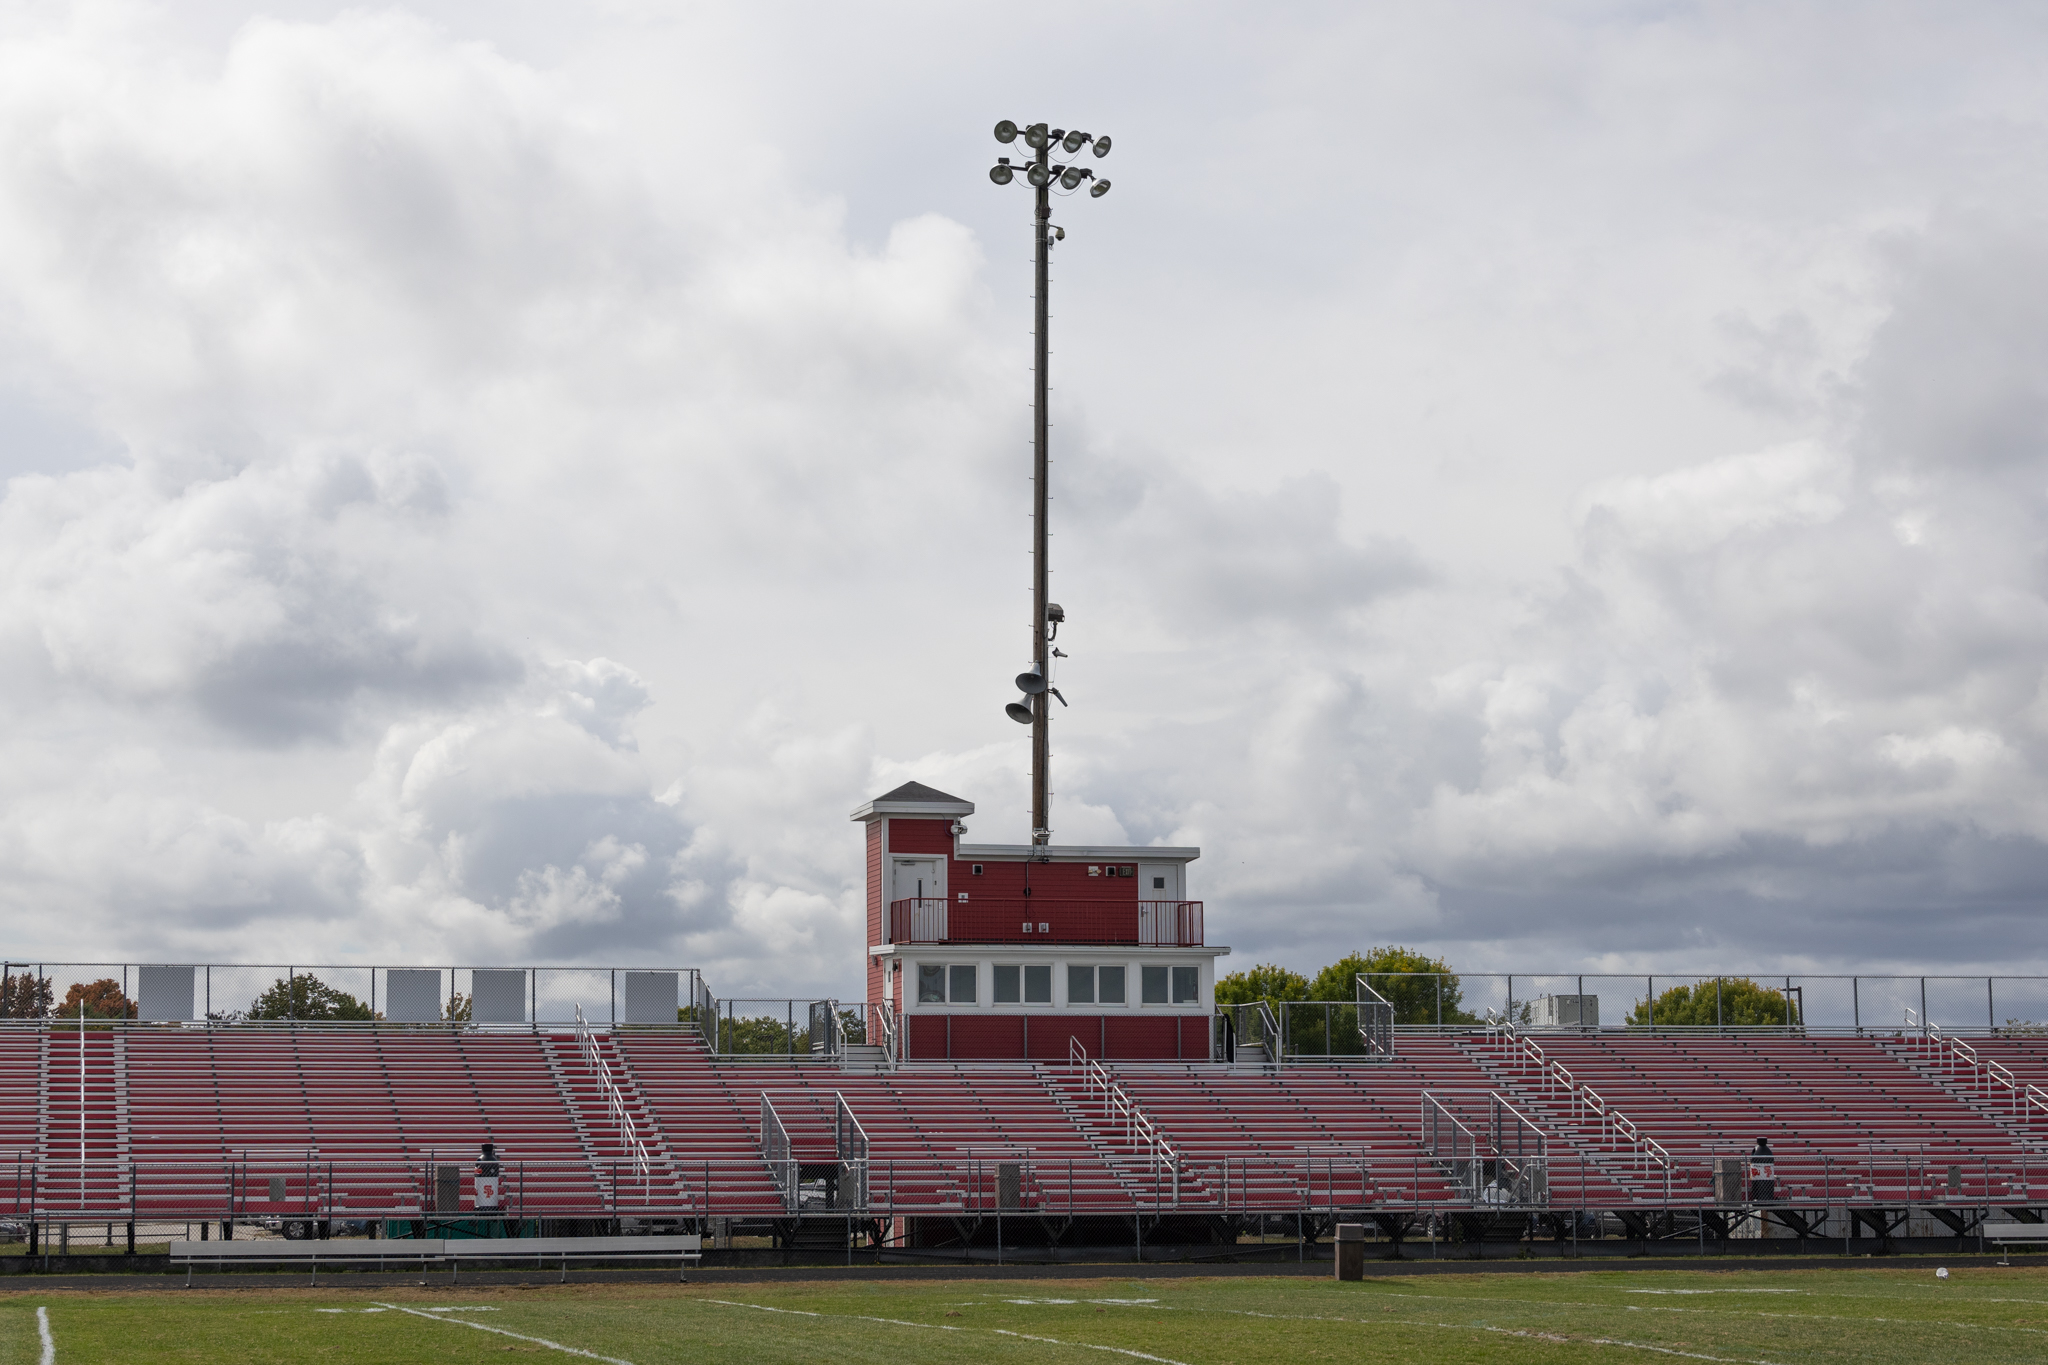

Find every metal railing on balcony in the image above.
[884,899,1203,946]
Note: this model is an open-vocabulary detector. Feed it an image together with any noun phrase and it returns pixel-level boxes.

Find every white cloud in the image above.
[4,4,2048,994]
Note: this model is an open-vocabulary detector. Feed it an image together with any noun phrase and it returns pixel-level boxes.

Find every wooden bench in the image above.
[170,1234,702,1284]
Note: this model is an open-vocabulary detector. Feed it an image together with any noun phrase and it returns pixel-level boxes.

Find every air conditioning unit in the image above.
[1531,994,1598,1028]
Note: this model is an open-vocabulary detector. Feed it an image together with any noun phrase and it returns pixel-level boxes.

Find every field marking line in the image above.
[1351,1288,2048,1338]
[36,1307,53,1365]
[371,1302,632,1364]
[990,1328,1189,1363]
[702,1299,964,1332]
[701,1298,1188,1363]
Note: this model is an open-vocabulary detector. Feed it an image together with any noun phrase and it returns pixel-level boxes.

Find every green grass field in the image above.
[4,1266,2046,1363]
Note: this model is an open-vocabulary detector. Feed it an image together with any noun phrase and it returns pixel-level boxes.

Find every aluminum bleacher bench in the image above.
[170,1235,702,1284]
[1985,1223,2048,1264]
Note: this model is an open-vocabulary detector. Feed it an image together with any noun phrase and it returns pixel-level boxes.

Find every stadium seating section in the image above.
[6,1025,2047,1219]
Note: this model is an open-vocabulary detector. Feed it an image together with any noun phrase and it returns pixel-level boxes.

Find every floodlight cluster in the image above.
[990,120,1111,197]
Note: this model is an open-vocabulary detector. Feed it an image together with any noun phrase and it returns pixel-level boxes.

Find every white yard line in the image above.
[990,1327,1190,1363]
[35,1306,54,1365]
[371,1302,633,1364]
[702,1298,1189,1364]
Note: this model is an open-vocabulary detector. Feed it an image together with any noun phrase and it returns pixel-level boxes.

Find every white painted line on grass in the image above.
[372,1302,632,1364]
[703,1299,966,1333]
[36,1306,53,1365]
[990,1327,1190,1363]
[702,1298,1190,1364]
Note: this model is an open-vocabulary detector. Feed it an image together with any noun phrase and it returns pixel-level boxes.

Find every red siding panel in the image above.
[948,1015,1027,1060]
[1104,1016,1180,1060]
[949,858,1137,903]
[907,1014,949,1061]
[866,820,884,1003]
[1026,1017,1096,1060]
[890,818,956,855]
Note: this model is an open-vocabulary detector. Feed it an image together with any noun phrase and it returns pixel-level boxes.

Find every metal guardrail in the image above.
[1899,1017,2048,1130]
[0,963,700,1026]
[573,1005,650,1182]
[1356,976,1394,1057]
[758,1095,796,1215]
[1482,1016,1674,1178]
[883,899,1205,946]
[0,1148,2040,1224]
[1069,1037,1182,1204]
[834,1093,869,1211]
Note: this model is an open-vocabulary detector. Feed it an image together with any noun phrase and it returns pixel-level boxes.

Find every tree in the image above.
[1,972,52,1019]
[62,979,135,1019]
[1310,947,1474,1026]
[247,975,377,1021]
[1214,964,1310,1008]
[1628,978,1800,1029]
[719,1014,804,1054]
[443,993,472,1023]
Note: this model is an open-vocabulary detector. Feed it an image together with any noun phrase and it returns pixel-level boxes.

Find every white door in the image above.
[892,858,942,903]
[1138,863,1182,902]
[891,858,945,941]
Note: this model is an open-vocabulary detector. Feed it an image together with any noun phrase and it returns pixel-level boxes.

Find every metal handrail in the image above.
[573,1005,651,1181]
[833,1093,869,1211]
[1483,1016,1673,1175]
[758,1094,796,1214]
[1068,1037,1181,1205]
[1355,976,1395,1057]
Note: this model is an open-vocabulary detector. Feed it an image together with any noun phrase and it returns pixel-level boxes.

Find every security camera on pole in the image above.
[989,119,1111,849]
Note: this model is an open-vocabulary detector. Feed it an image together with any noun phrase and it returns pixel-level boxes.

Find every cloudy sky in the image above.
[4,1,2048,996]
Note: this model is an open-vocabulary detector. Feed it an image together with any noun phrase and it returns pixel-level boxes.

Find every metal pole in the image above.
[1030,133,1052,845]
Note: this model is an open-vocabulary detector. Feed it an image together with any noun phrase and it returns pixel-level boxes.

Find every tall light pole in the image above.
[992,120,1111,848]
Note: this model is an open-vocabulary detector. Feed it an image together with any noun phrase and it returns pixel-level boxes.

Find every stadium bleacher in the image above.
[8,1019,2048,1239]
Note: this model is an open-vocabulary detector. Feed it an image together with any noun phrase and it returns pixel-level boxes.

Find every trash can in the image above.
[1334,1223,1365,1281]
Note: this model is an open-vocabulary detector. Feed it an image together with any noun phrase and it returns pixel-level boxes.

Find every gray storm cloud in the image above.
[1,5,2047,991]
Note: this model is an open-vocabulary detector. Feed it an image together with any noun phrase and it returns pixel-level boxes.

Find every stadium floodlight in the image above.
[982,120,1116,846]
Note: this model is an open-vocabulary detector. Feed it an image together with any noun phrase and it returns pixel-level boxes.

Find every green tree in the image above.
[443,993,472,1023]
[61,979,136,1019]
[1627,978,1800,1028]
[1310,947,1473,1025]
[247,975,377,1021]
[718,1014,803,1054]
[1215,964,1310,1008]
[1,972,52,1018]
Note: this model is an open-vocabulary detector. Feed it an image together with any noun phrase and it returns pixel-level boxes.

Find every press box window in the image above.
[1172,966,1199,1004]
[1141,965,1169,1004]
[921,964,976,1003]
[998,964,1051,1004]
[1068,965,1125,1005]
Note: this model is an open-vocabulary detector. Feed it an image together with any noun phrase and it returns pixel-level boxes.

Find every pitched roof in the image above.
[871,780,968,805]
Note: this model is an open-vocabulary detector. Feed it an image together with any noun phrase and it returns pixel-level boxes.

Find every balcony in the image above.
[884,898,1205,947]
